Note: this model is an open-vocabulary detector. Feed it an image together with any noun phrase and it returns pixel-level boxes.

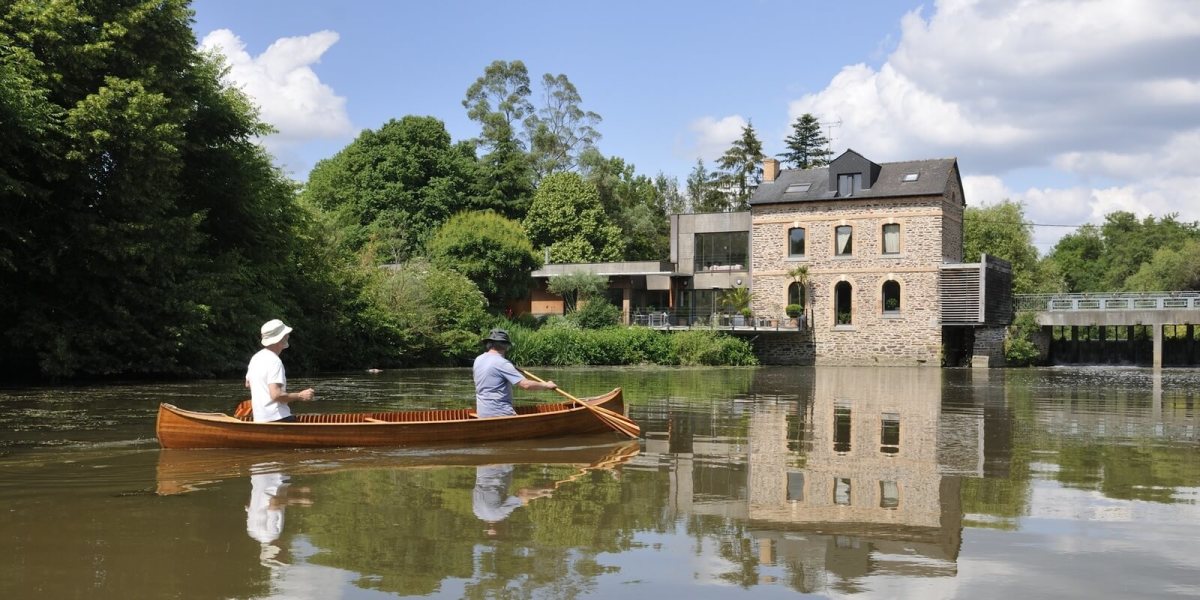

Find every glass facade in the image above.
[694,231,749,272]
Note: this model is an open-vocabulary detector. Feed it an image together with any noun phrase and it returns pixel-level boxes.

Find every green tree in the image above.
[546,271,608,313]
[779,113,831,169]
[524,73,601,179]
[463,60,535,218]
[579,149,670,261]
[301,116,483,263]
[686,158,727,213]
[1124,239,1200,291]
[963,200,1048,294]
[1098,212,1199,290]
[426,210,542,306]
[523,173,624,263]
[715,124,765,210]
[0,0,335,377]
[1047,224,1106,292]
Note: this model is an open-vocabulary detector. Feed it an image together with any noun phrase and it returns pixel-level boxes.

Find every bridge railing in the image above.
[1014,292,1200,312]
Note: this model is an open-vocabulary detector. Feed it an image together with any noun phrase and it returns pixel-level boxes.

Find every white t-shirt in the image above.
[246,348,289,422]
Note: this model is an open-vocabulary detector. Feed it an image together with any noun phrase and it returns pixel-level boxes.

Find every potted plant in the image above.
[884,297,899,312]
[722,284,754,326]
[837,311,852,325]
[786,303,804,328]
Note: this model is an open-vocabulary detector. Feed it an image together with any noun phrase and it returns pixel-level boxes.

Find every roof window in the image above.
[902,173,919,182]
[785,183,812,193]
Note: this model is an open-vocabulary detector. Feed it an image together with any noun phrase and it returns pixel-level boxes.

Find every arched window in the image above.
[835,281,853,325]
[788,227,806,257]
[787,281,805,306]
[882,280,901,313]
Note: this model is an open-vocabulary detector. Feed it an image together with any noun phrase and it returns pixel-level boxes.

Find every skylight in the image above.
[902,173,919,182]
[785,183,812,193]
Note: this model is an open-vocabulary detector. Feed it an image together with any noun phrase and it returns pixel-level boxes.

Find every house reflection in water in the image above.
[642,368,984,593]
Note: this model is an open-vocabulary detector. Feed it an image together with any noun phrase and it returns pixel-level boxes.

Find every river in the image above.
[1,366,1197,599]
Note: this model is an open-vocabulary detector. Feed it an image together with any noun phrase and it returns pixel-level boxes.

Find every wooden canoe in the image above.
[156,388,628,449]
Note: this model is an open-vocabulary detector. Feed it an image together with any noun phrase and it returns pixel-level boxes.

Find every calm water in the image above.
[1,366,1198,599]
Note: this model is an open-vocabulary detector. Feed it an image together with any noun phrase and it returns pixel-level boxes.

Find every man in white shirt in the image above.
[245,319,315,422]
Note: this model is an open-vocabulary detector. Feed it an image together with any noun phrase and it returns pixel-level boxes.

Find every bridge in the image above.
[1015,292,1200,367]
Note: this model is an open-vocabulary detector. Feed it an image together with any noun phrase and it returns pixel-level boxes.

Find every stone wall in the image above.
[970,326,1007,368]
[749,332,815,365]
[750,194,951,366]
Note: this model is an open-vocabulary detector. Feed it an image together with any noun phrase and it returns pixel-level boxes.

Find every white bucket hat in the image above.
[260,319,293,346]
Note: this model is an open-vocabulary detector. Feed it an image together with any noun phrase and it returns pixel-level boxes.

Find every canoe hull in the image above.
[156,388,627,449]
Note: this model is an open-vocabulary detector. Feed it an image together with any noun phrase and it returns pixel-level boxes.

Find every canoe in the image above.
[155,438,641,495]
[156,388,628,449]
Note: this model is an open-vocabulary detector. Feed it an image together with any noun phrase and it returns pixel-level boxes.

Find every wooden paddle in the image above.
[520,369,641,439]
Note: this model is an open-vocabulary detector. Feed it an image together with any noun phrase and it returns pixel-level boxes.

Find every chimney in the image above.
[762,158,780,183]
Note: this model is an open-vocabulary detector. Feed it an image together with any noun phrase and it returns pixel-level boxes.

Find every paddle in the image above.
[519,369,640,439]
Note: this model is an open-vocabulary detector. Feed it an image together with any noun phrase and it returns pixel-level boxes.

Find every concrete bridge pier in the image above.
[1153,325,1163,369]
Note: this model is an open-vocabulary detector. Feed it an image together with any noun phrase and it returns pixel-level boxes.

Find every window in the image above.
[785,182,811,193]
[693,231,749,272]
[882,280,900,313]
[835,225,853,256]
[787,472,805,501]
[835,281,853,325]
[902,172,919,182]
[880,413,900,454]
[834,403,852,453]
[837,173,862,196]
[882,223,900,255]
[834,477,852,506]
[788,227,806,257]
[787,282,805,307]
[880,481,900,509]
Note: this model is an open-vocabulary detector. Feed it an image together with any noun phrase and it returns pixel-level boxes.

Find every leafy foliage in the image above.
[524,73,601,178]
[715,124,765,210]
[546,271,608,312]
[1004,311,1043,366]
[426,210,542,306]
[568,299,621,329]
[301,116,485,263]
[523,172,624,263]
[1124,239,1200,291]
[963,200,1061,294]
[502,323,756,366]
[579,149,671,260]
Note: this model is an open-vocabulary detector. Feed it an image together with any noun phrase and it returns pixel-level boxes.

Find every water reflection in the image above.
[246,465,311,567]
[642,368,972,592]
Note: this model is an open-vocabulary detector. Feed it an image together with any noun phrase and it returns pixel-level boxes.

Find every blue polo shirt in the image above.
[473,351,524,417]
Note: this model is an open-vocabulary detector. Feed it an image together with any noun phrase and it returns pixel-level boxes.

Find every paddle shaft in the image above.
[520,369,640,438]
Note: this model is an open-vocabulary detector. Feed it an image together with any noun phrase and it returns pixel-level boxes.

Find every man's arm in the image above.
[268,383,315,404]
[516,378,557,391]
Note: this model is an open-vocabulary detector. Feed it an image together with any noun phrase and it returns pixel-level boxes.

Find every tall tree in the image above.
[715,124,765,210]
[963,200,1051,294]
[779,113,832,169]
[462,60,535,218]
[0,0,334,377]
[523,172,623,263]
[686,158,727,213]
[579,149,670,260]
[301,116,483,263]
[1098,212,1199,290]
[524,73,601,179]
[1047,224,1106,292]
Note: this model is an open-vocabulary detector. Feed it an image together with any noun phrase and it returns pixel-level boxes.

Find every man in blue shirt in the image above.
[473,329,556,417]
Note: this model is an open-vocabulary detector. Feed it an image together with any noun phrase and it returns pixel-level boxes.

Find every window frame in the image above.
[834,225,853,256]
[882,223,901,255]
[882,280,901,315]
[787,226,806,258]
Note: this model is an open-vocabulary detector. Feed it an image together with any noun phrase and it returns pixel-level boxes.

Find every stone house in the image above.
[526,149,1011,366]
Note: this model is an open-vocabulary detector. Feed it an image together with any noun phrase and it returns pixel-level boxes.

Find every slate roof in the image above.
[750,151,959,206]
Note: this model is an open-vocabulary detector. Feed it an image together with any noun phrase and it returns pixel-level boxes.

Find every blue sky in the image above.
[191,0,1200,252]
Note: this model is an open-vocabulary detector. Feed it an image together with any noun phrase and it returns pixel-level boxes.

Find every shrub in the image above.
[785,304,802,318]
[501,322,752,366]
[569,299,621,329]
[1004,311,1042,366]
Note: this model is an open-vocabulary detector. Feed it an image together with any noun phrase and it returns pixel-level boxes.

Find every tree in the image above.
[426,210,542,306]
[523,172,624,263]
[1124,239,1200,291]
[1098,212,1199,290]
[715,124,765,210]
[1047,224,1106,292]
[963,200,1049,294]
[779,113,832,169]
[301,116,483,263]
[463,60,536,219]
[686,158,727,213]
[524,73,601,179]
[0,0,337,377]
[546,271,608,312]
[579,149,670,261]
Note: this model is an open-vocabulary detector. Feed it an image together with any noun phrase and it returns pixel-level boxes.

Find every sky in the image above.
[190,0,1200,253]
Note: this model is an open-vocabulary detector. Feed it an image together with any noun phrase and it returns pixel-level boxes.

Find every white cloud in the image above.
[198,29,353,173]
[783,0,1200,252]
[681,115,748,162]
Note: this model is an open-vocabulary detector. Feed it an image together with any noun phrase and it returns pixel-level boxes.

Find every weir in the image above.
[1016,292,1200,367]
